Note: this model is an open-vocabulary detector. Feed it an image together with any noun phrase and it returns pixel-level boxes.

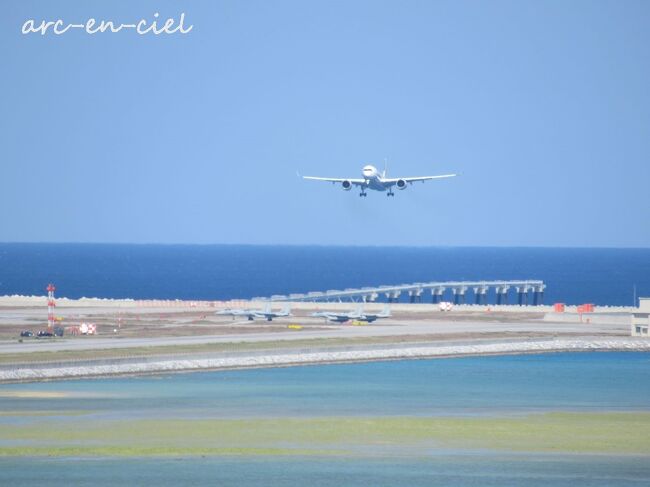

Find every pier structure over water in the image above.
[256,280,546,305]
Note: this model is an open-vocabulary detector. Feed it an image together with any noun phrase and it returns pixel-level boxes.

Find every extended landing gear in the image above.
[386,191,395,197]
[359,192,367,197]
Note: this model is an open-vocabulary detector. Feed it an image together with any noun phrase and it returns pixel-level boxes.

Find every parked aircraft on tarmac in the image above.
[302,163,456,197]
[215,304,291,321]
[311,305,391,323]
[253,304,292,321]
[215,308,257,320]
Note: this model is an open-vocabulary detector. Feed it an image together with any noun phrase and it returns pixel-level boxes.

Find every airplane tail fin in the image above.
[383,158,388,178]
[282,304,291,314]
[381,304,391,317]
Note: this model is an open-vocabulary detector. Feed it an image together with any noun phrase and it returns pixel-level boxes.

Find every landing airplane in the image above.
[311,305,391,323]
[302,164,456,197]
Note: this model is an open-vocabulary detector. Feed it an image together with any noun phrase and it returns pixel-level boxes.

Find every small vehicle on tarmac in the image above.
[37,330,54,338]
[20,331,33,337]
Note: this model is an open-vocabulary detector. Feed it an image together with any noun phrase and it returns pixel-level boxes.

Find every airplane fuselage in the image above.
[361,165,387,191]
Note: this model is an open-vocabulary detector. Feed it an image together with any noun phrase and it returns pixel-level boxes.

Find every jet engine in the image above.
[342,180,352,191]
[396,179,407,190]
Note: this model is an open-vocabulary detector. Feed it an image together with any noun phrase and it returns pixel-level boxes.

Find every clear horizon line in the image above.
[0,241,649,250]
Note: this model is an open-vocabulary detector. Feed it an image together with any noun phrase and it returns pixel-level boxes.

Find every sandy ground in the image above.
[0,296,643,381]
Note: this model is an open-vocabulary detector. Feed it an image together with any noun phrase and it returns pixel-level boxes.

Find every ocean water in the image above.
[1,243,649,305]
[1,353,649,486]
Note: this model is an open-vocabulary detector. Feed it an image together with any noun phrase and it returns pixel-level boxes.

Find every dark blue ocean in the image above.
[0,244,649,305]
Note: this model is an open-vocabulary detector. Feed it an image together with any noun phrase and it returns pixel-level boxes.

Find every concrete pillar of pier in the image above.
[431,288,445,304]
[452,287,467,305]
[495,286,509,305]
[387,291,400,303]
[473,286,488,305]
[516,286,530,306]
[409,289,423,303]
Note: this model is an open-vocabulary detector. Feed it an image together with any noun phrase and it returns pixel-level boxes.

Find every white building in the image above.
[631,298,650,337]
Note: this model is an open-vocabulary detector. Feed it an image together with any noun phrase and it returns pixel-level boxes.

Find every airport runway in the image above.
[0,298,640,382]
[0,317,629,354]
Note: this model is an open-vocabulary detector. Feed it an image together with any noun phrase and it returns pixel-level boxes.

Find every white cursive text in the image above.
[22,12,193,36]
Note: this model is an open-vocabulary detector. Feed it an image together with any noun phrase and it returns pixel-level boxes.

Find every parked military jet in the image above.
[311,305,391,323]
[215,308,257,320]
[215,304,292,321]
[253,304,292,321]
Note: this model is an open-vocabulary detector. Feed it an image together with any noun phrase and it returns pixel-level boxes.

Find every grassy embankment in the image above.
[0,412,648,457]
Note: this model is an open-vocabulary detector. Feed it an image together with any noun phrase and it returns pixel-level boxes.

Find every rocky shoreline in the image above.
[2,337,649,383]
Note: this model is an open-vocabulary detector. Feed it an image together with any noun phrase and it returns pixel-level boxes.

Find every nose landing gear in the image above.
[359,191,367,197]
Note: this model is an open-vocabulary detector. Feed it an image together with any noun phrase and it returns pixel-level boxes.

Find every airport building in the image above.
[631,298,650,337]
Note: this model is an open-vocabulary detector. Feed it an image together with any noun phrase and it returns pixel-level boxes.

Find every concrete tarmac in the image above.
[0,316,629,354]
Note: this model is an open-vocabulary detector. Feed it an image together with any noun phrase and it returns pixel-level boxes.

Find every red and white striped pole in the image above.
[47,283,56,329]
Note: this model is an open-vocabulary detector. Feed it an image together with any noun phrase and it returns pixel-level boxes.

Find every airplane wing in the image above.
[302,176,366,186]
[311,311,348,321]
[383,174,457,186]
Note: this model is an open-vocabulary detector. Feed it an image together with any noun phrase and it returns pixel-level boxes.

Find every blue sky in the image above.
[1,0,649,246]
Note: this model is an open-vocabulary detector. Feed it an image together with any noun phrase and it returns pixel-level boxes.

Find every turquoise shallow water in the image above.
[1,352,650,420]
[1,353,650,485]
[2,455,650,487]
